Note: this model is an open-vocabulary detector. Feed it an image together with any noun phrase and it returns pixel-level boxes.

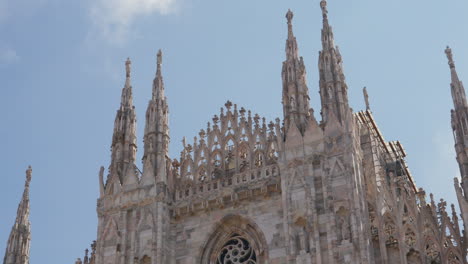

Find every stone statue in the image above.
[125,58,131,78]
[339,216,351,241]
[363,86,370,110]
[157,49,162,65]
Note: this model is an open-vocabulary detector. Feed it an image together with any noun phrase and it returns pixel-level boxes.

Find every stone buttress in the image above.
[95,52,172,264]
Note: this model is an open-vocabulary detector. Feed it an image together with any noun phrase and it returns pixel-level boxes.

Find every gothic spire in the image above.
[447,47,468,240]
[107,58,138,189]
[318,0,351,125]
[121,58,133,109]
[281,9,312,137]
[153,49,165,101]
[320,0,333,49]
[142,49,170,185]
[285,9,298,60]
[446,46,467,109]
[3,166,32,264]
[363,87,370,111]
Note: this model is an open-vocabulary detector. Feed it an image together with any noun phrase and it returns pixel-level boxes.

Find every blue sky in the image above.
[0,0,467,263]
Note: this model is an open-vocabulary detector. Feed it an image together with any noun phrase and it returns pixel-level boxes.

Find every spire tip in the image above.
[26,165,32,183]
[157,49,163,65]
[445,46,455,68]
[320,0,328,16]
[125,57,131,78]
[363,87,370,111]
[286,9,293,23]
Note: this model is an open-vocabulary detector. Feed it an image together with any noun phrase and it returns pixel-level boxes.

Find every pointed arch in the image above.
[211,132,221,151]
[329,158,345,175]
[424,236,441,263]
[197,147,207,167]
[254,151,265,168]
[224,137,236,171]
[137,209,154,231]
[102,218,119,243]
[182,160,193,180]
[240,125,249,142]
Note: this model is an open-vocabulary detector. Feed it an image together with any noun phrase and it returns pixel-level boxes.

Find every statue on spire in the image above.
[125,58,131,78]
[286,9,293,23]
[157,49,163,65]
[445,46,455,68]
[363,87,370,111]
[320,0,328,17]
[25,165,32,187]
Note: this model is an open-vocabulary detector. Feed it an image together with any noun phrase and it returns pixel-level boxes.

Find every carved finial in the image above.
[98,166,105,194]
[438,199,447,212]
[225,100,233,110]
[91,241,97,253]
[125,58,131,78]
[363,87,370,111]
[157,49,163,65]
[182,137,187,148]
[320,0,328,18]
[445,46,455,68]
[186,144,193,153]
[213,115,219,125]
[84,248,89,264]
[25,165,32,186]
[286,9,293,24]
[240,107,246,116]
[199,129,206,139]
[172,159,180,169]
[254,114,260,125]
[268,121,275,131]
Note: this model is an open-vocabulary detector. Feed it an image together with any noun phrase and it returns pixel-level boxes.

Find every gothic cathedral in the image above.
[4,1,468,263]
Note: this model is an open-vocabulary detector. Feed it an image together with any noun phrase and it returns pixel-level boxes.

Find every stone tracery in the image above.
[216,234,257,264]
[173,102,281,201]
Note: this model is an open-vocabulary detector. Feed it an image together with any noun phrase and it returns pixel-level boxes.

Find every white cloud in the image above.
[0,47,19,65]
[89,0,176,44]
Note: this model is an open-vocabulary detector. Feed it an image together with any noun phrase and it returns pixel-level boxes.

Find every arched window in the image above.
[198,150,206,166]
[212,134,220,151]
[224,139,235,171]
[184,162,192,180]
[213,153,222,168]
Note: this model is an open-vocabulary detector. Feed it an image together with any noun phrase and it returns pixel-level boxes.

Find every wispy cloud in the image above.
[0,47,19,65]
[89,0,176,45]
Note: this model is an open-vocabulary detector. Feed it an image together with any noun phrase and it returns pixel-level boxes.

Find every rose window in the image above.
[216,234,257,264]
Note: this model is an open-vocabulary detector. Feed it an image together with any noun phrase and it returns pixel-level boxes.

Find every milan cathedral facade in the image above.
[4,1,468,263]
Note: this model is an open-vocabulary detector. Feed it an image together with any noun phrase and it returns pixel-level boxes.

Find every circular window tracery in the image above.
[216,233,257,264]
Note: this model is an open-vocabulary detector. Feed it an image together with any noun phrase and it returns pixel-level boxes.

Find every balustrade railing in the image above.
[175,164,279,201]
